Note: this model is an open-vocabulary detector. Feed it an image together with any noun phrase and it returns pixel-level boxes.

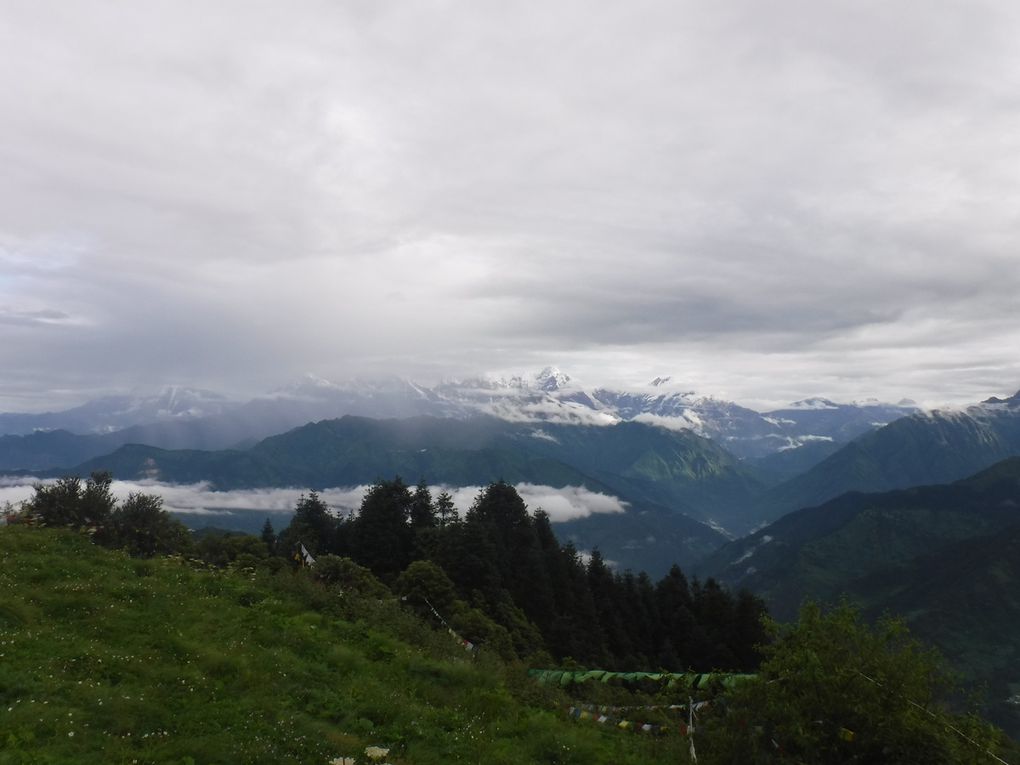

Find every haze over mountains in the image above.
[0,367,918,467]
[3,369,1019,576]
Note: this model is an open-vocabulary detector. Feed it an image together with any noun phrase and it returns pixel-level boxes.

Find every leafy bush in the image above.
[699,602,1014,764]
[26,472,115,529]
[312,555,390,599]
[96,493,191,557]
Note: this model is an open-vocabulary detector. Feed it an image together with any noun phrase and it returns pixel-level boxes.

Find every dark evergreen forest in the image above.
[272,477,767,671]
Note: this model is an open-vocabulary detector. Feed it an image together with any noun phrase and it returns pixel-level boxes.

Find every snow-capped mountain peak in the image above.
[0,369,929,461]
[534,366,572,392]
[785,398,840,411]
[145,386,232,418]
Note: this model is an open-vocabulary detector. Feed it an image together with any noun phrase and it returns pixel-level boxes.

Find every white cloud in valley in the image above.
[0,478,626,524]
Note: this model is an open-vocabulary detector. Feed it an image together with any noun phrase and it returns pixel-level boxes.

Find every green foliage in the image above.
[394,560,459,615]
[435,490,457,528]
[285,477,767,672]
[351,479,414,581]
[195,530,269,568]
[699,603,1014,764]
[275,491,339,559]
[448,607,516,661]
[97,492,192,558]
[312,555,390,599]
[260,517,276,553]
[409,478,437,532]
[26,471,115,529]
[0,525,692,764]
[23,474,189,559]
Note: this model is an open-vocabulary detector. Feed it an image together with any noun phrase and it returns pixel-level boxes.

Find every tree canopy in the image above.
[700,602,1013,764]
[277,476,767,671]
[22,474,190,559]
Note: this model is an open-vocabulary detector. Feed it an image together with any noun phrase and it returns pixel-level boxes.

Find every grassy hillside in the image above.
[0,526,691,765]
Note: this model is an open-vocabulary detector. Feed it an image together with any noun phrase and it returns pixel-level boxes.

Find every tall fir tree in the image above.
[435,491,457,528]
[351,478,414,581]
[276,491,337,558]
[409,479,437,531]
[260,518,276,554]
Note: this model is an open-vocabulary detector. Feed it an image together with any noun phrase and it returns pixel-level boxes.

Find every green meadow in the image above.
[0,526,690,765]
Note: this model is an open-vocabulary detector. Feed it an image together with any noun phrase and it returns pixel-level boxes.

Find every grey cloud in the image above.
[1,1,1019,410]
[0,307,72,327]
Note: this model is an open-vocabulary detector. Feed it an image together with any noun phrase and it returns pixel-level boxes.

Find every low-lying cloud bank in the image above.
[0,478,627,524]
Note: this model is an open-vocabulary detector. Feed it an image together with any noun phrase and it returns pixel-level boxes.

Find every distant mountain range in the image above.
[0,386,236,436]
[6,372,1020,575]
[751,389,1020,523]
[66,415,757,573]
[0,368,920,472]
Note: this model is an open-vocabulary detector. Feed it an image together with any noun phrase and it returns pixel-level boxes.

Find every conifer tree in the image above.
[409,479,437,531]
[350,478,414,581]
[558,541,607,664]
[468,483,554,632]
[587,549,636,665]
[656,564,698,667]
[434,491,457,528]
[260,518,276,554]
[277,491,337,558]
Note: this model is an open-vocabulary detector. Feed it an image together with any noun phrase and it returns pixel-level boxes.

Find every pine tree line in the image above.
[274,477,767,671]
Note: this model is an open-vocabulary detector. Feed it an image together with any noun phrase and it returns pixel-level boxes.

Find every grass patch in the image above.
[0,527,692,764]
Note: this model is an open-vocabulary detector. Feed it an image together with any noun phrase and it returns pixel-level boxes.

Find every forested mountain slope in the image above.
[753,394,1020,523]
[700,457,1020,735]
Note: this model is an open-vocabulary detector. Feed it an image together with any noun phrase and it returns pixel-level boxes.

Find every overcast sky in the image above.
[2,0,1019,412]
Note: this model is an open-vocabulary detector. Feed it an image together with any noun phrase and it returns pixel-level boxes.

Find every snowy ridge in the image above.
[0,369,936,459]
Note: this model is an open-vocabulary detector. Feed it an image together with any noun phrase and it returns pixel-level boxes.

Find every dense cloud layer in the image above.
[0,478,627,523]
[2,1,1019,411]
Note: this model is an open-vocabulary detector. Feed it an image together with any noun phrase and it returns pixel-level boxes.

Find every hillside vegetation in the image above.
[0,526,693,765]
[3,527,1014,764]
[701,457,1020,735]
[756,402,1020,523]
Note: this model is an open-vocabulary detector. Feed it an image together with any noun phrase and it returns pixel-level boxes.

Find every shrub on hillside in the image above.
[313,555,390,599]
[27,472,116,529]
[699,602,1012,764]
[96,493,191,558]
